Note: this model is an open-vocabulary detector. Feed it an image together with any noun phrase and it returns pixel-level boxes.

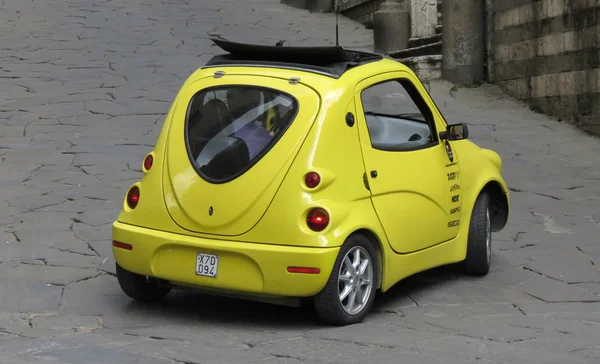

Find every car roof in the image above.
[202,38,387,79]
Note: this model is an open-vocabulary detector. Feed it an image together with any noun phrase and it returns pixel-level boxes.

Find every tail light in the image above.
[304,172,320,188]
[143,154,153,171]
[127,186,140,209]
[112,240,133,250]
[287,267,320,274]
[306,208,329,232]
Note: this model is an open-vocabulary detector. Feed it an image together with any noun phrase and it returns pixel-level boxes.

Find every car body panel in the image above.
[162,74,321,236]
[450,140,510,234]
[238,86,383,249]
[112,221,338,297]
[353,70,464,254]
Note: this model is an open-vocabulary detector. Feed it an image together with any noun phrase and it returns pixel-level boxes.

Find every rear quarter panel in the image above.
[242,84,389,250]
[115,99,185,233]
[115,69,210,233]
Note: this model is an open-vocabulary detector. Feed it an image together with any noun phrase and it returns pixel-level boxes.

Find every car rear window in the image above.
[186,86,298,182]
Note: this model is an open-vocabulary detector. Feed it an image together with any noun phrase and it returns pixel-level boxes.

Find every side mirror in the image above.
[440,123,469,141]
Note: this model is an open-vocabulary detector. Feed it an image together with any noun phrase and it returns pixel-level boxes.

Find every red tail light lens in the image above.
[287,267,320,274]
[143,154,153,170]
[304,172,320,188]
[112,240,133,250]
[127,186,140,209]
[306,208,329,232]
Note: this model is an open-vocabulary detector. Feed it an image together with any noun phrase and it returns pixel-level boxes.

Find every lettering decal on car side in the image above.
[447,172,459,181]
[448,220,460,227]
[450,206,461,214]
[450,184,460,192]
[452,195,459,203]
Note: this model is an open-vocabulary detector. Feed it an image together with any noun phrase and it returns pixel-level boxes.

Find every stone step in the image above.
[435,24,443,34]
[408,33,442,48]
[281,0,308,9]
[398,54,443,81]
[388,41,442,59]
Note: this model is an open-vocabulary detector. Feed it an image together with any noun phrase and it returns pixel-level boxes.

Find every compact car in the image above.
[112,38,510,326]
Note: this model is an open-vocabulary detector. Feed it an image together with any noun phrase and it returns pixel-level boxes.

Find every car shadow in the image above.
[126,289,322,329]
[124,263,465,328]
[372,263,464,311]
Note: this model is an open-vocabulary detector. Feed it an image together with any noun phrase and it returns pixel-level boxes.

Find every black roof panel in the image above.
[202,38,383,78]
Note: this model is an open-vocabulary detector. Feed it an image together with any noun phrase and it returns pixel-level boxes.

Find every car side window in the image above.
[360,79,437,151]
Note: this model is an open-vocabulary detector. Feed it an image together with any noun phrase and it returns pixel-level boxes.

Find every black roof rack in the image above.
[202,38,383,79]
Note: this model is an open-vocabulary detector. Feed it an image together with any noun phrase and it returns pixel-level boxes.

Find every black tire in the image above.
[464,191,492,275]
[116,263,171,302]
[313,234,379,326]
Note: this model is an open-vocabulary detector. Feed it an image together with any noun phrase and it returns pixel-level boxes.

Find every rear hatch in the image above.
[162,73,321,236]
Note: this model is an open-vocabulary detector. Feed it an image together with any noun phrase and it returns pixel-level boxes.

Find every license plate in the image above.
[195,252,218,278]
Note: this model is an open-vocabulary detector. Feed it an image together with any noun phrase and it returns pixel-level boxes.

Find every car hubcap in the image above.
[338,246,373,315]
[486,208,492,264]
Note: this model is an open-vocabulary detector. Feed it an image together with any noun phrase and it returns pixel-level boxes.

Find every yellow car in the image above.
[112,38,510,326]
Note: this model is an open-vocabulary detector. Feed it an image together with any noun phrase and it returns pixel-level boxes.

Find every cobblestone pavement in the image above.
[1,0,600,363]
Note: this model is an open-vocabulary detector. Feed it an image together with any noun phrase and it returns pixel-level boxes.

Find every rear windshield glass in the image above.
[186,86,298,182]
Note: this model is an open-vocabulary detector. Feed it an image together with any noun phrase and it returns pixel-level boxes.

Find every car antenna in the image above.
[335,0,339,46]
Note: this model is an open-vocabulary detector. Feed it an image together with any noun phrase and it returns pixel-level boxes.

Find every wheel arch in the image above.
[480,180,509,232]
[350,228,384,290]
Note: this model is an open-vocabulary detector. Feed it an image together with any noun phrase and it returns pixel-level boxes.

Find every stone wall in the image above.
[491,0,600,135]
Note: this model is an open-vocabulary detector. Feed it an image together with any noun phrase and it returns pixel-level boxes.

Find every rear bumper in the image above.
[112,221,339,297]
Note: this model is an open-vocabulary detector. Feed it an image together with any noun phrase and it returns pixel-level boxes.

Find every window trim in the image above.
[359,77,440,153]
[184,84,300,185]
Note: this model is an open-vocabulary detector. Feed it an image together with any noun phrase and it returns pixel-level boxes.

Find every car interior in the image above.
[186,87,295,181]
[364,112,433,150]
[361,79,437,151]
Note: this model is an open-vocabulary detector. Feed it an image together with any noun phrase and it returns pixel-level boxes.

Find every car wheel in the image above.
[313,234,379,326]
[116,263,171,302]
[464,191,492,275]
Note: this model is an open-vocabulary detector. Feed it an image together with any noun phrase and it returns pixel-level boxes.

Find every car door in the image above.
[355,71,463,254]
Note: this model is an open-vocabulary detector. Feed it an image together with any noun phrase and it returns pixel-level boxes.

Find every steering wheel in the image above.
[408,133,422,142]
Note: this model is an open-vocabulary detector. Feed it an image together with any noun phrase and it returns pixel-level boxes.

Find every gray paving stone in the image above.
[5,195,69,214]
[0,312,103,338]
[397,302,524,319]
[518,275,600,303]
[16,212,77,233]
[72,222,114,243]
[0,281,62,313]
[87,236,113,256]
[30,343,178,364]
[0,312,31,336]
[58,114,112,127]
[522,246,600,284]
[59,275,130,315]
[458,265,539,288]
[0,263,101,286]
[76,209,120,228]
[519,302,600,315]
[406,279,540,306]
[0,243,59,263]
[2,149,73,166]
[575,283,600,296]
[98,257,117,275]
